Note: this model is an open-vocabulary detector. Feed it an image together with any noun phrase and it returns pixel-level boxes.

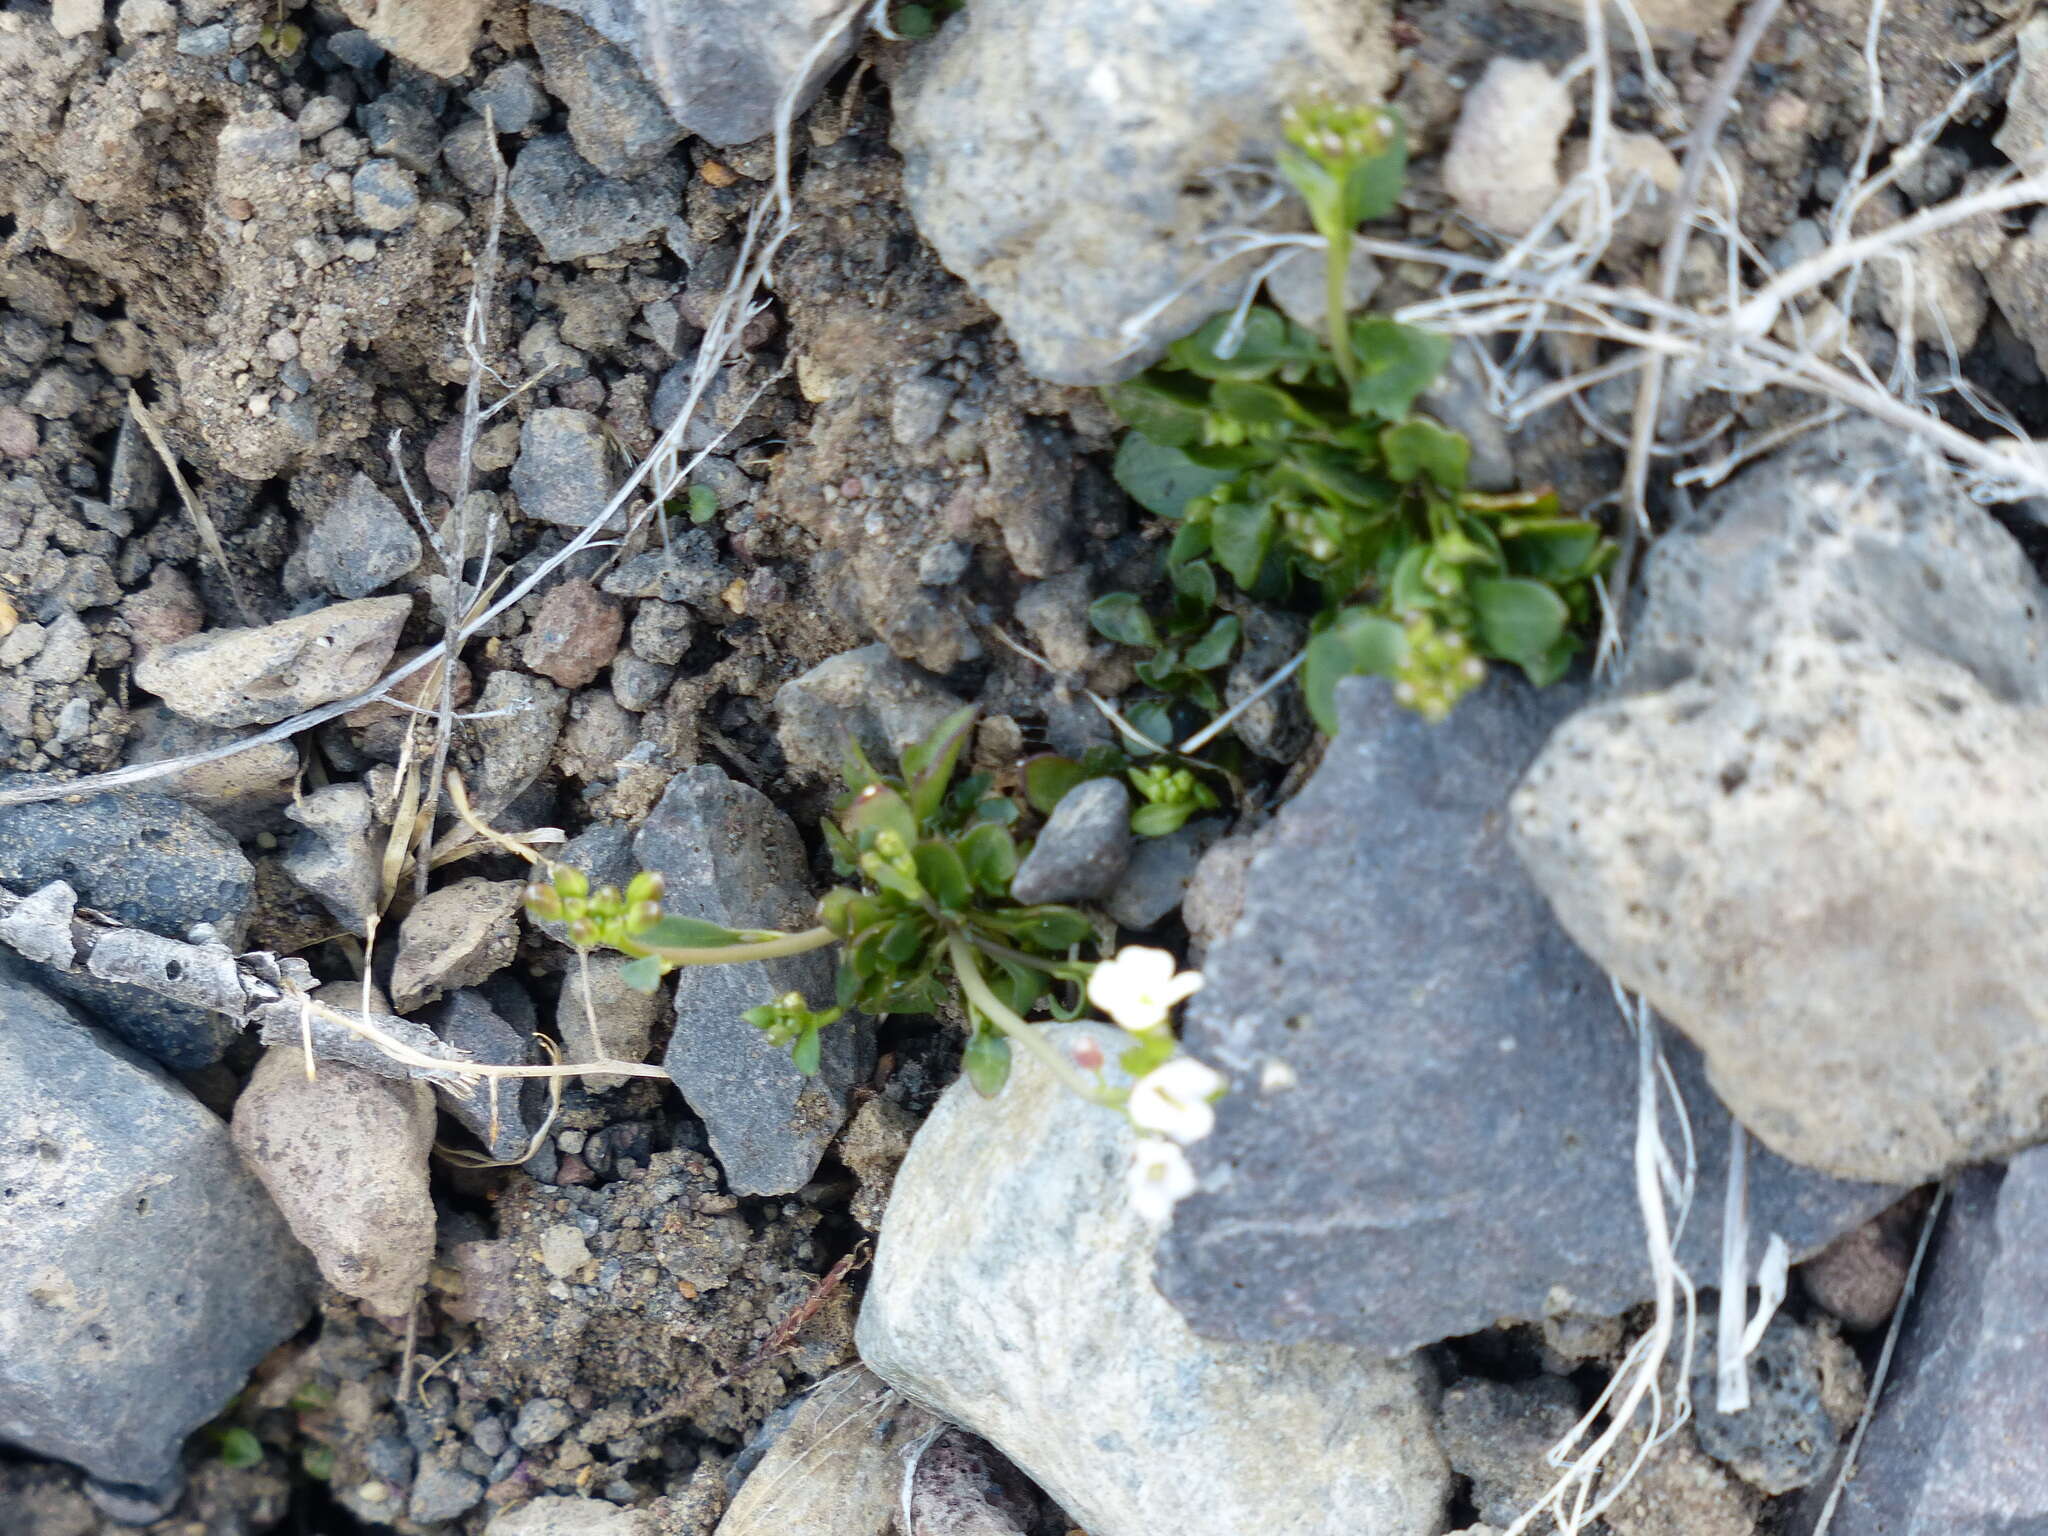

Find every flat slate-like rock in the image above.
[1818,1150,2048,1535]
[1158,675,1900,1355]
[0,790,253,1067]
[0,956,317,1488]
[637,767,872,1196]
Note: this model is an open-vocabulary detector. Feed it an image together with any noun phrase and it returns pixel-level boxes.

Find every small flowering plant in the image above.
[1091,102,1614,731]
[1080,946,1225,1224]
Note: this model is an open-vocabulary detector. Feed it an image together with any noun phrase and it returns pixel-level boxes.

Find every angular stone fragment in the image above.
[636,768,872,1195]
[0,958,317,1488]
[132,596,412,728]
[1159,677,1899,1354]
[1512,424,2048,1183]
[859,1022,1450,1536]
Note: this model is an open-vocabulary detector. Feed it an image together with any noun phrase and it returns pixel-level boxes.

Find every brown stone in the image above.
[521,578,623,689]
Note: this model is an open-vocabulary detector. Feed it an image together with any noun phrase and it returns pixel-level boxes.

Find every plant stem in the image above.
[946,933,1122,1107]
[629,924,839,967]
[1325,228,1357,388]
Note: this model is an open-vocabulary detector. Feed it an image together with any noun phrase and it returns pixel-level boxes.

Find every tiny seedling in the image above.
[1094,103,1615,731]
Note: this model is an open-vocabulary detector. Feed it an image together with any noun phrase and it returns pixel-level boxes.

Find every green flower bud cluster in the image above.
[742,992,844,1076]
[523,867,667,951]
[1391,610,1487,723]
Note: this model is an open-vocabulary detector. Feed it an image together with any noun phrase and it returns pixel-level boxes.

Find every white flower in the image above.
[1088,946,1203,1034]
[1128,1136,1197,1224]
[1127,1056,1227,1145]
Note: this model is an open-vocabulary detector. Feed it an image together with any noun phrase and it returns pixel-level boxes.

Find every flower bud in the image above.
[551,866,590,901]
[626,870,666,907]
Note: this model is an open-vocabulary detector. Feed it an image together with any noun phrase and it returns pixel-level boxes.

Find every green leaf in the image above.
[1280,443,1397,508]
[618,954,666,993]
[894,4,936,37]
[1113,434,1239,519]
[1210,497,1275,588]
[636,915,746,950]
[791,1027,822,1076]
[1381,419,1471,490]
[993,905,1095,951]
[687,484,719,524]
[1168,307,1295,380]
[972,795,1021,826]
[958,821,1018,895]
[1211,377,1318,428]
[1126,698,1176,753]
[1181,613,1240,672]
[1023,755,1090,816]
[1343,124,1408,223]
[1472,577,1570,667]
[880,915,929,966]
[913,840,973,911]
[1131,800,1196,837]
[217,1428,263,1469]
[903,704,977,825]
[1348,319,1451,420]
[843,783,918,852]
[839,733,883,796]
[1168,554,1217,609]
[1303,610,1407,736]
[1103,377,1211,449]
[962,1028,1012,1098]
[1089,592,1159,648]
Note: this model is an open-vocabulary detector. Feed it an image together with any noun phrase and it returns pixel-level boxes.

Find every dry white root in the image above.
[0,878,663,1090]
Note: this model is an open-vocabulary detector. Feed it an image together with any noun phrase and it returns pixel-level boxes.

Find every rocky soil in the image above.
[4,1,2048,1535]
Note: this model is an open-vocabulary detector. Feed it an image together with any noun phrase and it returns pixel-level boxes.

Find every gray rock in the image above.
[653,361,778,453]
[486,1495,653,1536]
[1817,1151,2048,1535]
[327,27,387,69]
[1420,343,1518,493]
[1442,59,1573,237]
[464,669,569,819]
[1223,609,1311,762]
[532,821,638,949]
[1157,677,1900,1354]
[557,952,664,1090]
[511,1397,574,1449]
[471,62,549,135]
[714,1368,937,1535]
[890,0,1394,383]
[0,791,252,1068]
[1689,1316,1837,1494]
[534,0,855,148]
[301,472,423,599]
[610,651,675,711]
[773,644,966,783]
[389,877,526,1012]
[359,94,442,173]
[1996,17,2048,168]
[132,595,413,728]
[529,7,683,177]
[352,158,421,231]
[0,956,317,1487]
[915,540,972,588]
[119,706,299,837]
[409,1459,485,1524]
[636,768,872,1196]
[1436,1378,1581,1529]
[890,373,960,448]
[605,532,732,612]
[858,1021,1451,1536]
[1009,777,1131,904]
[508,135,677,262]
[511,407,619,530]
[1510,423,2048,1183]
[1105,815,1224,930]
[176,22,234,56]
[442,116,501,196]
[232,1043,439,1319]
[282,781,380,932]
[427,989,543,1161]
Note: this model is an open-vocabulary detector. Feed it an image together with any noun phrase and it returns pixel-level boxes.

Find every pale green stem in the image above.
[946,934,1122,1108]
[629,924,839,968]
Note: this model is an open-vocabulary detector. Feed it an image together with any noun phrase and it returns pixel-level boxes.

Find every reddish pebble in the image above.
[0,406,38,459]
[521,578,623,689]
